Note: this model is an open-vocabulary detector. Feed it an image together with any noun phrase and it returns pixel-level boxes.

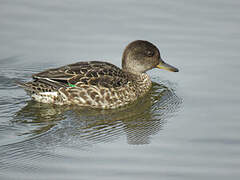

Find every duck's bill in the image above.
[156,61,179,72]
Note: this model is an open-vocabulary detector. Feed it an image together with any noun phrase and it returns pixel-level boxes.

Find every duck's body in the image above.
[20,61,152,109]
[18,40,178,109]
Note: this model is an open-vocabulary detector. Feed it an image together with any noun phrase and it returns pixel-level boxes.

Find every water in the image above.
[0,0,240,179]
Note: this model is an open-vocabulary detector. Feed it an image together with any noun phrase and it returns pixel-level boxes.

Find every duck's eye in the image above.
[146,50,154,57]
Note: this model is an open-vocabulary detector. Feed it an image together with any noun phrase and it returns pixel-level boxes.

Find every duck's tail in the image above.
[17,80,63,104]
[17,81,39,95]
[16,79,61,95]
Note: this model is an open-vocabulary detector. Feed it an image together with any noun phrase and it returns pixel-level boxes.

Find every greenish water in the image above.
[1,0,240,180]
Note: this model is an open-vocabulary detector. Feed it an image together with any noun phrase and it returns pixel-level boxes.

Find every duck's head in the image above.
[122,40,179,74]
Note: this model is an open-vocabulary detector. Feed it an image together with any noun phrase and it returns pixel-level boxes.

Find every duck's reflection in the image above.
[13,82,182,147]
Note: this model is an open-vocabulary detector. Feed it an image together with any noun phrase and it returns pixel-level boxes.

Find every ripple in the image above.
[0,81,182,171]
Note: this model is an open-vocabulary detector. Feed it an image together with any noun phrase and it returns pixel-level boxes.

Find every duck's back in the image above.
[19,61,152,109]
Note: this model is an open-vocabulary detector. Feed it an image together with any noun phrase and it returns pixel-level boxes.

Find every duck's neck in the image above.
[125,71,152,94]
[135,73,152,96]
[137,73,151,86]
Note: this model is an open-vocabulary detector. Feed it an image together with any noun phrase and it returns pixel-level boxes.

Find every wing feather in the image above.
[32,61,130,88]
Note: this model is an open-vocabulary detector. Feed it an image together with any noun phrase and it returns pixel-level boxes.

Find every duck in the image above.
[18,40,179,109]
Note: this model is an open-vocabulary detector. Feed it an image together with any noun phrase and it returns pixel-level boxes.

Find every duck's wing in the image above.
[32,61,129,88]
[68,72,129,88]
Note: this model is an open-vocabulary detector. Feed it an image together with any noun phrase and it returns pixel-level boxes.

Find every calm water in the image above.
[1,0,240,180]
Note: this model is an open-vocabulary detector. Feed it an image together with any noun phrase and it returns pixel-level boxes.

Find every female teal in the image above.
[19,40,178,109]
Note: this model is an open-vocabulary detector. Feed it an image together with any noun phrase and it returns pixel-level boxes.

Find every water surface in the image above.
[0,0,240,180]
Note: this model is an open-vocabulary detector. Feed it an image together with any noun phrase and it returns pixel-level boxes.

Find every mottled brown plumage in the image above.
[18,40,178,109]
